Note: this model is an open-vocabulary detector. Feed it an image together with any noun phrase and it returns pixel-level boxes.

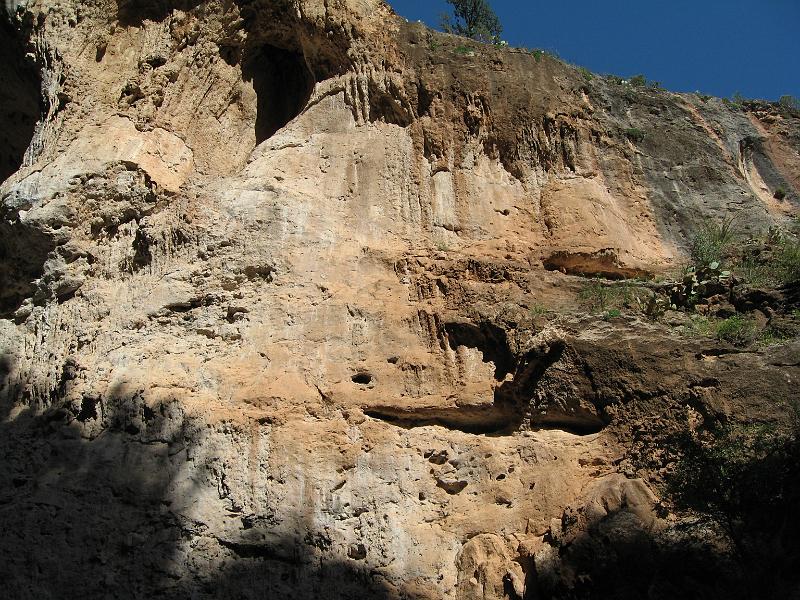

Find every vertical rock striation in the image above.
[0,1,798,598]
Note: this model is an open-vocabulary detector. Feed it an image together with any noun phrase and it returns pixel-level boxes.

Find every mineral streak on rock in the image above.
[0,1,799,599]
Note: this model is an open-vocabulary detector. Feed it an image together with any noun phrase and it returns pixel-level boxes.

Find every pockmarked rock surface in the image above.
[1,1,799,599]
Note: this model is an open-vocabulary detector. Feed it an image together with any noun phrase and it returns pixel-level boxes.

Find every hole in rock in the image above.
[0,19,42,183]
[243,44,315,144]
[445,321,516,381]
[351,373,373,385]
[76,396,98,422]
[436,479,468,495]
[425,450,449,465]
[116,0,204,27]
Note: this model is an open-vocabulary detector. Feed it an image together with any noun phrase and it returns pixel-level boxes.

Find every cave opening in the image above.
[243,44,315,144]
[444,321,517,381]
[0,19,42,183]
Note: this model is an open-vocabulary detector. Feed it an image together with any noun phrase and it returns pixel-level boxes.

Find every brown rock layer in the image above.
[1,1,799,599]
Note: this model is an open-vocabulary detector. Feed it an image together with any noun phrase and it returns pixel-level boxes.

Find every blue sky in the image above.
[388,0,800,101]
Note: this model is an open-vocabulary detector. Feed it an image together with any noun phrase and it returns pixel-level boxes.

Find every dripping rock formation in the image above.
[1,1,799,598]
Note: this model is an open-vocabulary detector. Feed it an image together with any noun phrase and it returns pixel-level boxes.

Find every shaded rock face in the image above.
[0,1,799,599]
[0,17,41,183]
[245,43,315,143]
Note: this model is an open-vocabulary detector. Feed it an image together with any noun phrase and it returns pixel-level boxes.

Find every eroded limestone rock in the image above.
[0,0,798,598]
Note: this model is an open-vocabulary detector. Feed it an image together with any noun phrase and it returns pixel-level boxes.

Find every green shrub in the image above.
[736,255,772,287]
[669,263,732,309]
[731,91,747,105]
[774,187,787,200]
[716,315,758,346]
[529,303,549,317]
[624,128,646,143]
[681,314,717,338]
[454,45,473,55]
[579,280,646,313]
[578,66,594,82]
[778,95,800,111]
[664,411,800,597]
[668,420,799,540]
[775,239,800,284]
[690,217,738,267]
[579,280,614,311]
[440,0,502,43]
[737,237,800,287]
[629,74,647,87]
[760,321,799,346]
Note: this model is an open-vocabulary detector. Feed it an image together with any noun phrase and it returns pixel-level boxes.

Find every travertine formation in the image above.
[1,1,798,598]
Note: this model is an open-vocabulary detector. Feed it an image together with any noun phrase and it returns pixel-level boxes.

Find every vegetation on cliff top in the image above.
[439,0,503,43]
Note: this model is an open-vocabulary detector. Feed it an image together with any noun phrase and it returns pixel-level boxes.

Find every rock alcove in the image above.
[243,44,315,144]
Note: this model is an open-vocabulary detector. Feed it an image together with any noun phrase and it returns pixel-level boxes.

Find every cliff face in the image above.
[1,1,799,598]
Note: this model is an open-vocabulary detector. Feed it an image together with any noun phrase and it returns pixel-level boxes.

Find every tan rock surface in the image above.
[0,1,799,598]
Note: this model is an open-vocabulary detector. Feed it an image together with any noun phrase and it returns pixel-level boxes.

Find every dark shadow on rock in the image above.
[445,320,517,381]
[0,218,57,317]
[116,0,205,27]
[535,407,800,600]
[493,338,606,436]
[242,43,315,144]
[740,135,800,207]
[660,424,800,600]
[0,18,42,183]
[0,382,421,599]
[0,350,14,420]
[535,515,746,600]
[492,341,563,406]
[0,17,49,317]
[783,280,800,308]
[0,385,192,598]
[174,554,415,599]
[225,2,354,145]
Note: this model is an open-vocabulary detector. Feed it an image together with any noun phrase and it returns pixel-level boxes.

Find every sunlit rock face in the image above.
[0,1,798,599]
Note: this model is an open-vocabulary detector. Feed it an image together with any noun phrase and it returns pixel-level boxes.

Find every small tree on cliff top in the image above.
[440,0,503,43]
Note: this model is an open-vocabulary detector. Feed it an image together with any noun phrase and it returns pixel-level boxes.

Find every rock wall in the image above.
[1,1,799,598]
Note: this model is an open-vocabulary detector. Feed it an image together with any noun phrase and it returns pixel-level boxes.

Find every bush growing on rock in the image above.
[578,279,646,313]
[778,95,800,112]
[666,415,800,597]
[629,74,647,87]
[715,314,758,346]
[736,232,800,287]
[690,217,739,267]
[624,127,646,143]
[440,0,502,43]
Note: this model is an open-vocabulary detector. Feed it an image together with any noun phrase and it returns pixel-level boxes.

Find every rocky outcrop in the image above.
[1,1,799,598]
